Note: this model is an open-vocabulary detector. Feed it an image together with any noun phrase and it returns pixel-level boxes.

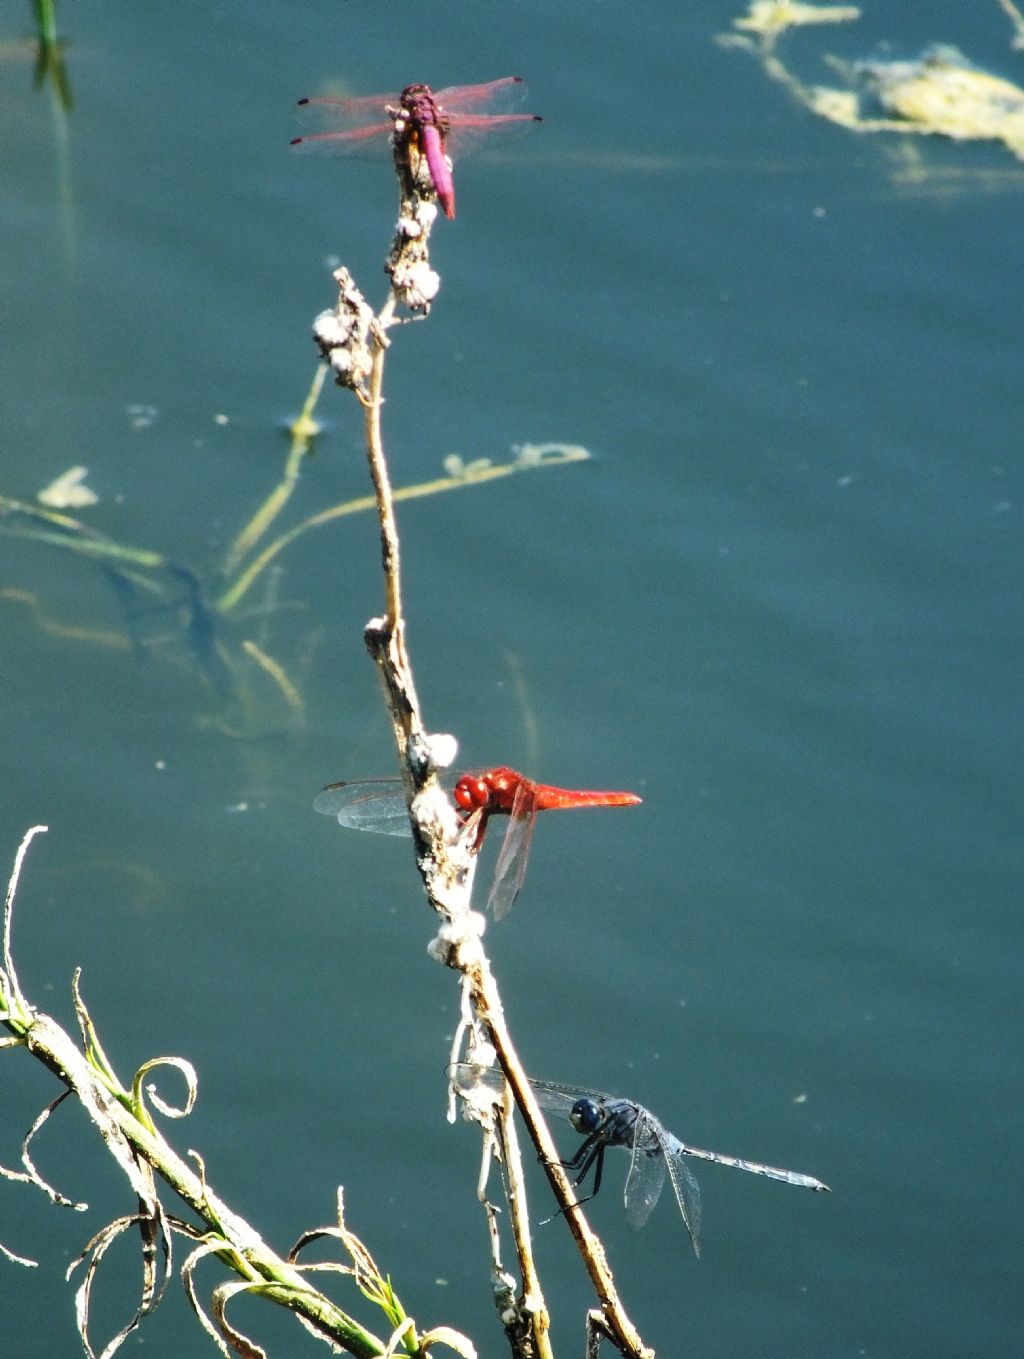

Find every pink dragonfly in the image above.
[314,766,641,919]
[291,77,541,218]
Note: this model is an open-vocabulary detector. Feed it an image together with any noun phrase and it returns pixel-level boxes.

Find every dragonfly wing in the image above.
[313,781,412,836]
[623,1110,667,1229]
[661,1132,703,1257]
[487,780,537,919]
[453,1071,616,1122]
[295,92,401,127]
[444,114,541,162]
[524,1078,611,1118]
[451,1062,505,1098]
[434,76,529,115]
[290,122,394,156]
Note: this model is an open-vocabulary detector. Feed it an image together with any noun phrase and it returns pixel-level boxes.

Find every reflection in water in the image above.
[1,425,591,739]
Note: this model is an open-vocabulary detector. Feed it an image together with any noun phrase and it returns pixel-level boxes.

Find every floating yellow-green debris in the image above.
[849,46,1024,157]
[724,3,1024,162]
[732,1,860,40]
[37,466,98,509]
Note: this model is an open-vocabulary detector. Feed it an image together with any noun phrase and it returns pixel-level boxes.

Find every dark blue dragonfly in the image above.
[454,1065,829,1257]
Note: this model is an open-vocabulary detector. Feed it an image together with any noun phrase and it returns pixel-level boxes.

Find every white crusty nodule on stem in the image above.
[386,198,441,312]
[313,267,376,394]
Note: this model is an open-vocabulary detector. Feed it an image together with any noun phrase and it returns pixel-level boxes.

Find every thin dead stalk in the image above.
[356,312,652,1359]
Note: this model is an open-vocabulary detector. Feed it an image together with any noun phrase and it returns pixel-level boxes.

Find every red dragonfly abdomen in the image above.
[453,766,641,816]
[529,782,642,812]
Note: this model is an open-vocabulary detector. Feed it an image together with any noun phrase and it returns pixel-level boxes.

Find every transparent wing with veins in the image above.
[293,77,538,159]
[624,1109,672,1230]
[660,1129,706,1255]
[312,780,412,836]
[524,1079,701,1247]
[314,776,537,917]
[451,1067,827,1257]
[432,76,533,115]
[486,776,538,919]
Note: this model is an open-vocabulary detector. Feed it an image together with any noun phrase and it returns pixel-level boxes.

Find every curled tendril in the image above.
[66,1202,172,1359]
[20,1091,88,1210]
[132,1056,199,1123]
[182,1237,252,1359]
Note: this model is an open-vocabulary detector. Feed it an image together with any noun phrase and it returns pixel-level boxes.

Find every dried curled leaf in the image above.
[64,1159,171,1359]
[3,825,48,1023]
[133,1055,198,1120]
[0,1141,34,1185]
[288,1224,356,1274]
[382,1317,417,1358]
[185,1238,341,1359]
[211,1279,271,1359]
[20,1002,175,1356]
[135,1162,174,1314]
[0,1236,38,1267]
[183,1238,241,1359]
[72,970,122,1091]
[290,1189,412,1337]
[20,1090,89,1209]
[67,1213,159,1359]
[419,1325,479,1359]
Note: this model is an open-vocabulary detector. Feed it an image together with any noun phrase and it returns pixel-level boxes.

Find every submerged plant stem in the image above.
[215,453,581,616]
[222,363,328,576]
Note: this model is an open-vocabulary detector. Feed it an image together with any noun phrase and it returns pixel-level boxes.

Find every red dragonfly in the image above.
[291,77,541,219]
[314,766,641,919]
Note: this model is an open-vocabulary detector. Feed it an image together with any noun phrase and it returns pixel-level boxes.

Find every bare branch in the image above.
[349,264,652,1357]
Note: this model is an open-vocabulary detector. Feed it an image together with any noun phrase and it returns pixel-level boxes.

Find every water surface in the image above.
[1,3,1021,1356]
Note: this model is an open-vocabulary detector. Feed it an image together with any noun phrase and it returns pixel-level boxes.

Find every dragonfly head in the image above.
[569,1097,603,1135]
[453,774,489,813]
[454,767,519,815]
[399,84,447,131]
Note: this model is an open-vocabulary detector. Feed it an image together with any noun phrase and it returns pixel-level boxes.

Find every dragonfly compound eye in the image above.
[453,776,488,813]
[569,1098,601,1134]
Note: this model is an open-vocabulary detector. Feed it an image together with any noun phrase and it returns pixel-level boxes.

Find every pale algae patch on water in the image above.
[823,47,1024,160]
[730,1,861,44]
[723,1,1024,162]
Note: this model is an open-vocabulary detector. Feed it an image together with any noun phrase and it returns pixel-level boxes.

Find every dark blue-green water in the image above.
[2,3,1021,1357]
